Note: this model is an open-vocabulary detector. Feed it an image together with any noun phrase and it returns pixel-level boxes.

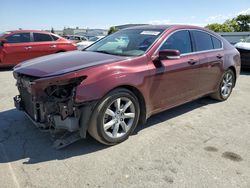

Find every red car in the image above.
[0,30,77,66]
[13,25,240,148]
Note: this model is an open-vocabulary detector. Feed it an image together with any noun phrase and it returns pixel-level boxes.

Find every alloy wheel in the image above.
[103,97,135,139]
[221,72,233,98]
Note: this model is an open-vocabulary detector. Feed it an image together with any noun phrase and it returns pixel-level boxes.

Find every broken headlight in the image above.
[45,76,86,101]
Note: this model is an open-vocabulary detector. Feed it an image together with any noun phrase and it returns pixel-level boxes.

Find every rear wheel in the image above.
[88,88,140,145]
[210,69,235,101]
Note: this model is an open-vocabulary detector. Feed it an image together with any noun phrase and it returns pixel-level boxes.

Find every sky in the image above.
[1,0,250,31]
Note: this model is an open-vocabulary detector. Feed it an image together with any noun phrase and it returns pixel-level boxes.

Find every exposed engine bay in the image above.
[13,73,92,149]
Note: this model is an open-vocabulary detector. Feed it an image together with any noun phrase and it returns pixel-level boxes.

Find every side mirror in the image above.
[159,49,180,60]
[0,39,8,46]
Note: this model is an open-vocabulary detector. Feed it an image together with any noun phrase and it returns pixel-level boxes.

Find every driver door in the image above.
[149,30,200,111]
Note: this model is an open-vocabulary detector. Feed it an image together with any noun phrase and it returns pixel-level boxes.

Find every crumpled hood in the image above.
[14,51,127,77]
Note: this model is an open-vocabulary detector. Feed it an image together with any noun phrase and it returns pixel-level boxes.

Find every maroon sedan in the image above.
[0,30,77,67]
[13,25,241,147]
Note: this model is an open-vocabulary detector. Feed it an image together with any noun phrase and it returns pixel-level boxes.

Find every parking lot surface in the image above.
[0,70,250,188]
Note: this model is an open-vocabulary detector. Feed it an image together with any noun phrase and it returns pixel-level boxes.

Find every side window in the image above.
[51,35,59,41]
[160,30,192,54]
[33,33,53,42]
[6,33,31,43]
[212,36,222,49]
[192,31,213,51]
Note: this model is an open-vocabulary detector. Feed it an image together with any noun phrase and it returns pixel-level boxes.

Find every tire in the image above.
[88,88,140,145]
[210,69,235,101]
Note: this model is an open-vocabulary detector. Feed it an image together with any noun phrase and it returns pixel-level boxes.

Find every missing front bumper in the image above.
[14,95,80,132]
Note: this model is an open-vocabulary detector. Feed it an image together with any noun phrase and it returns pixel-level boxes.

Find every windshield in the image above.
[0,31,10,37]
[86,29,164,56]
[245,36,250,43]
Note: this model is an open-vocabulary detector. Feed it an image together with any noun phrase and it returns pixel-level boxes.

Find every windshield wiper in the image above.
[92,50,114,55]
[91,50,135,57]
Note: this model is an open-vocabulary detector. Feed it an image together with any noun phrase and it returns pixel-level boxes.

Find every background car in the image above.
[235,36,250,69]
[77,36,105,50]
[13,25,240,147]
[0,30,77,66]
[62,35,88,43]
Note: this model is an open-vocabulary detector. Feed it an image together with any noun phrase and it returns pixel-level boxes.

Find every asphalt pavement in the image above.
[0,70,250,188]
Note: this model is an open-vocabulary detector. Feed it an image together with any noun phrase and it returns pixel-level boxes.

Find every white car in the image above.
[77,36,105,50]
[235,37,250,50]
[235,36,250,68]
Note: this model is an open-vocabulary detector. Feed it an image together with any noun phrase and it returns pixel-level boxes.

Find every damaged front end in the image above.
[13,72,89,148]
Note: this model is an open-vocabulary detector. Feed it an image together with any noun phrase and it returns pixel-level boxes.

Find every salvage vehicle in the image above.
[0,30,77,67]
[235,36,250,69]
[13,25,241,148]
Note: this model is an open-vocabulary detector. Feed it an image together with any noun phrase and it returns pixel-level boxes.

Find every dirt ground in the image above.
[0,70,250,188]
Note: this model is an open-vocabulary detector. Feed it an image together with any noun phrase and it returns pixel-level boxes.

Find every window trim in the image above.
[154,29,223,57]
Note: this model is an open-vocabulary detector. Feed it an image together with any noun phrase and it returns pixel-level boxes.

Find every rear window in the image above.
[192,31,213,51]
[51,35,59,41]
[212,36,222,49]
[6,33,31,43]
[33,33,53,42]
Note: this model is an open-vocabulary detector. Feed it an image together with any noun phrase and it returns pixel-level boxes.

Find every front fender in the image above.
[74,56,149,104]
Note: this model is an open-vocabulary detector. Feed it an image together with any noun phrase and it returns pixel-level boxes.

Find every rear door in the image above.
[2,32,32,65]
[29,32,58,59]
[191,30,224,94]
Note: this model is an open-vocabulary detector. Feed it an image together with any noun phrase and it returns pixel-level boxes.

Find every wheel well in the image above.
[228,66,237,87]
[112,85,147,126]
[56,50,65,53]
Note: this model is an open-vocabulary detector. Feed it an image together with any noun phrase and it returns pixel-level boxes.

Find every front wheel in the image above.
[210,69,235,101]
[88,88,140,145]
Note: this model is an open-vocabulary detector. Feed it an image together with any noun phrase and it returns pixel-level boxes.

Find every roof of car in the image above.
[124,24,205,31]
[7,30,55,34]
[125,25,173,30]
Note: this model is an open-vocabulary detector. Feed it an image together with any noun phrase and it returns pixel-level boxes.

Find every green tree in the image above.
[205,14,250,32]
[108,26,119,35]
[51,27,55,33]
[224,18,240,32]
[205,23,233,32]
[235,14,250,32]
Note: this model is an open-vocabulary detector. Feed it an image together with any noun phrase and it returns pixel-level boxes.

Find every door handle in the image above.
[217,54,223,59]
[188,59,197,65]
[50,45,57,48]
[24,46,32,50]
